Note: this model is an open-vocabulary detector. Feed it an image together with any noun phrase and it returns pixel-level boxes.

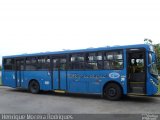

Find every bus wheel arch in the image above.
[28,79,40,94]
[103,81,123,100]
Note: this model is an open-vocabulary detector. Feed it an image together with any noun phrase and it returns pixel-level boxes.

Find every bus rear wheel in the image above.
[103,83,122,100]
[29,80,40,94]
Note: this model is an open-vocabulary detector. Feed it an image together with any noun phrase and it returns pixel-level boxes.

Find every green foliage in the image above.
[0,65,1,71]
[153,43,160,73]
[158,80,160,95]
[144,39,153,44]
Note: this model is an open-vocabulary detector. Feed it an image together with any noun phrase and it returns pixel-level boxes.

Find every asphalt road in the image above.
[0,86,160,114]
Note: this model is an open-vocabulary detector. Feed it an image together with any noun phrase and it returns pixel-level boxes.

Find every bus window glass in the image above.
[88,53,96,61]
[69,54,85,70]
[104,61,110,69]
[25,57,37,70]
[149,53,152,64]
[97,52,103,60]
[71,54,84,62]
[53,59,59,70]
[114,51,123,59]
[60,58,67,70]
[86,52,103,70]
[107,54,113,60]
[88,62,98,70]
[16,59,24,71]
[37,57,50,70]
[104,50,123,70]
[4,58,14,70]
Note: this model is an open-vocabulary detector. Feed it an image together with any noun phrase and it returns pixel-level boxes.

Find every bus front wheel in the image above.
[29,80,40,94]
[103,83,122,100]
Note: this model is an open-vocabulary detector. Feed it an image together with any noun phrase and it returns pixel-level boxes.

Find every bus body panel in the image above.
[2,71,16,88]
[146,75,158,95]
[67,70,127,94]
[53,71,59,90]
[145,50,158,95]
[16,71,24,87]
[67,71,89,93]
[53,71,67,90]
[60,71,67,90]
[23,71,52,91]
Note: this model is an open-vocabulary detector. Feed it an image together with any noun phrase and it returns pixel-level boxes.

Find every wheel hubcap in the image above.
[108,88,116,97]
[32,83,37,90]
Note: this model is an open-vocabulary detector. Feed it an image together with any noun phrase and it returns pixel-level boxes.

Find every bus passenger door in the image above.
[16,59,24,88]
[127,48,146,94]
[53,57,67,90]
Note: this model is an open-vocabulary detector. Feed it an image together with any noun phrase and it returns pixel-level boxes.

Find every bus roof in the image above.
[3,44,152,58]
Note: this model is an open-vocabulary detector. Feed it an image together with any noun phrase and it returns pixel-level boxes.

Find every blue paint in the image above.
[53,71,67,90]
[22,71,52,90]
[2,71,16,88]
[67,70,124,94]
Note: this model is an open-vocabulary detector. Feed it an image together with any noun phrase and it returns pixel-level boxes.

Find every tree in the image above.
[153,43,160,72]
[0,65,1,71]
[144,38,153,44]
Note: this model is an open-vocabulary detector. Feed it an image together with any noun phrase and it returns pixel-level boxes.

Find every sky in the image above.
[0,0,160,64]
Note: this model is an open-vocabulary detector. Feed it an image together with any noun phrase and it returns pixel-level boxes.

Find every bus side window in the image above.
[86,53,95,70]
[25,57,37,70]
[16,59,24,71]
[85,52,103,70]
[60,58,67,70]
[4,58,14,70]
[104,50,123,70]
[37,56,50,70]
[69,54,85,70]
[53,59,59,70]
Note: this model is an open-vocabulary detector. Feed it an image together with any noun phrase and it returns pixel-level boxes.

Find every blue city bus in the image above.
[2,44,159,100]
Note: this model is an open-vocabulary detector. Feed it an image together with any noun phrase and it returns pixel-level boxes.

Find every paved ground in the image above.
[0,86,160,114]
[0,71,1,85]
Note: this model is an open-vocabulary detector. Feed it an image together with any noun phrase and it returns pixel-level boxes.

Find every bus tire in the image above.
[103,83,122,100]
[29,80,40,94]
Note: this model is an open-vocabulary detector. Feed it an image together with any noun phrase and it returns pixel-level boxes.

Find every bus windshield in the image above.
[150,63,158,76]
